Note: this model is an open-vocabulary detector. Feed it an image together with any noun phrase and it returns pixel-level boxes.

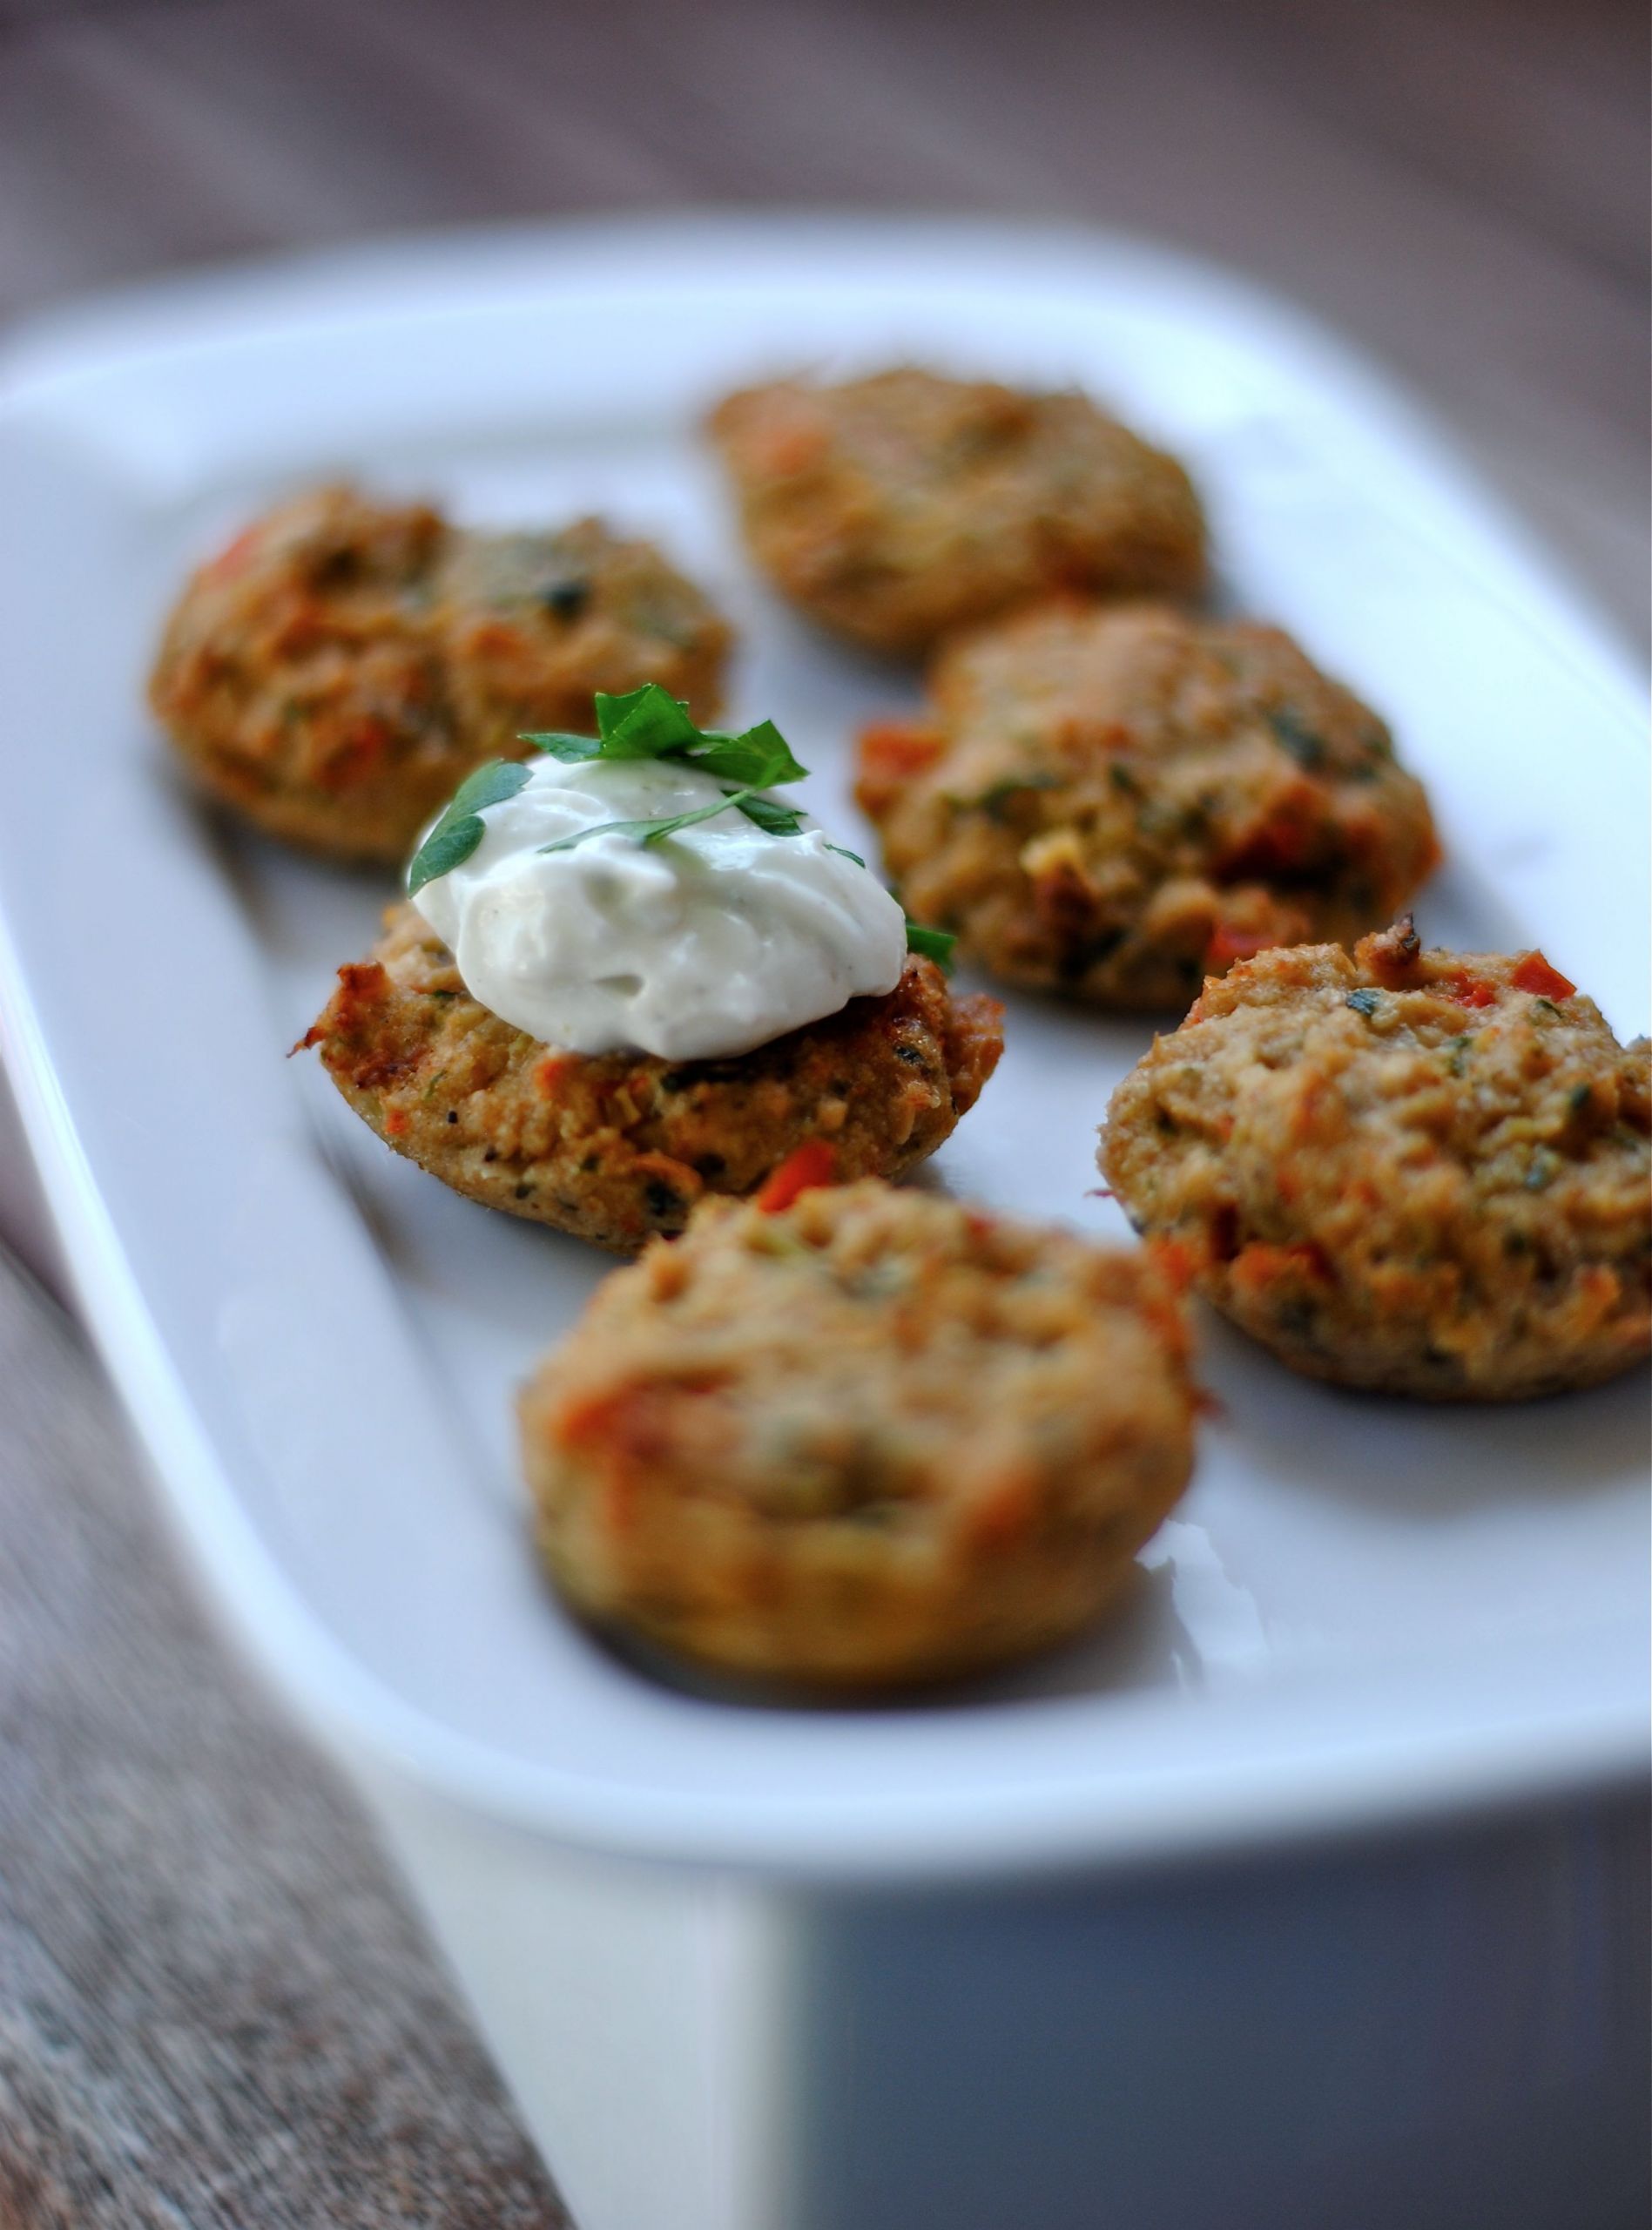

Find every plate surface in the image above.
[1,215,1646,1882]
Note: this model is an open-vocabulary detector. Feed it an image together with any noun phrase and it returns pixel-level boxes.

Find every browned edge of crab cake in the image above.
[148,486,732,864]
[705,368,1207,656]
[1101,921,1652,1400]
[300,903,1004,1254]
[857,599,1440,1012]
[519,1180,1199,1688]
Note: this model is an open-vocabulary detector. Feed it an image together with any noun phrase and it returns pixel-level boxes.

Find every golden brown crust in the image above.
[858,601,1440,1010]
[707,368,1206,655]
[303,904,1004,1254]
[1100,930,1652,1399]
[149,487,732,862]
[520,1180,1198,1686]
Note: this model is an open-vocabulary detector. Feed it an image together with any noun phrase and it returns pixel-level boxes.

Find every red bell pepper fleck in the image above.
[752,420,829,476]
[535,1053,578,1095]
[1511,951,1575,1001]
[1445,970,1496,1009]
[856,724,946,816]
[1231,1239,1332,1293]
[1205,922,1278,971]
[1147,1235,1201,1293]
[858,721,945,780]
[755,1139,839,1213]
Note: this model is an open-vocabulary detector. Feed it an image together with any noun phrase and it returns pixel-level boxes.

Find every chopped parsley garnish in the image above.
[1345,987,1382,1016]
[736,792,809,838]
[407,759,534,894]
[407,686,812,890]
[408,687,930,963]
[529,686,811,853]
[522,685,807,788]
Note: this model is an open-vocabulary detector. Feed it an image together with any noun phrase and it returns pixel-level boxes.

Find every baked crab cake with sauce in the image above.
[520,1180,1199,1687]
[858,600,1439,1010]
[149,486,731,862]
[1101,920,1652,1400]
[302,689,1001,1253]
[706,367,1206,655]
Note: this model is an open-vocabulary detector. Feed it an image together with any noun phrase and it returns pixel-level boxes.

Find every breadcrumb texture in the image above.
[707,368,1206,655]
[521,1180,1198,1686]
[149,486,732,862]
[859,601,1440,1010]
[1101,925,1652,1398]
[303,905,1003,1254]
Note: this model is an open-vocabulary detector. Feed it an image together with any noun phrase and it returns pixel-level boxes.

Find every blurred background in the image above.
[1,3,1646,2224]
[2,0,1646,642]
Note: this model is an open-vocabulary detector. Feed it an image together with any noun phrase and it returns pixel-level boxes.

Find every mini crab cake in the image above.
[520,1181,1198,1687]
[433,519,728,764]
[148,487,730,862]
[303,904,1002,1254]
[1102,922,1652,1399]
[858,601,1439,1010]
[707,367,1206,655]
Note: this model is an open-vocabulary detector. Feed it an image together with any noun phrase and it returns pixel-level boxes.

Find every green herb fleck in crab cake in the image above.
[520,1179,1200,1687]
[707,366,1207,656]
[302,690,1002,1252]
[149,486,731,862]
[858,599,1440,1010]
[1101,919,1652,1399]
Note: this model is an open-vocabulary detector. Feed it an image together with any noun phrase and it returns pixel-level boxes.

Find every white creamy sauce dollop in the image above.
[411,755,907,1061]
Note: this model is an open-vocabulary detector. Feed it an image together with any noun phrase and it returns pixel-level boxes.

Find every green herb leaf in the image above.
[594,683,705,758]
[436,687,828,875]
[539,786,763,854]
[523,686,809,796]
[689,718,808,789]
[407,759,534,893]
[905,917,956,970]
[518,729,604,762]
[736,793,808,837]
[824,841,866,868]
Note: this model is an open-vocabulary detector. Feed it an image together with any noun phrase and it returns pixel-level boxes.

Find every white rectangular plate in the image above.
[2,216,1646,1884]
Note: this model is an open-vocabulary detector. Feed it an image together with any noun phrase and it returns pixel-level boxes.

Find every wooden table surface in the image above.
[1,3,1645,2222]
